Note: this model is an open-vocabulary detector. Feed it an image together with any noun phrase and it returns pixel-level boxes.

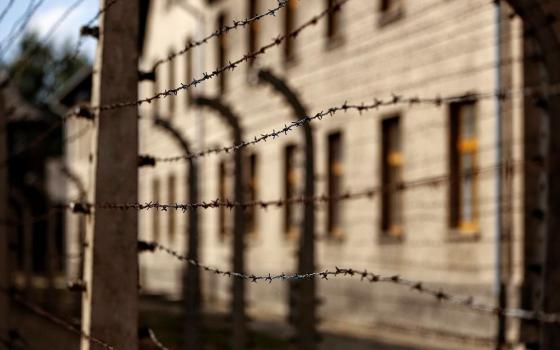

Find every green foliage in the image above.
[7,31,89,106]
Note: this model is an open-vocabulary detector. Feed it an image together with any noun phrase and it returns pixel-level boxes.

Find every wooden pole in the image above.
[0,81,10,346]
[506,1,560,348]
[80,0,140,348]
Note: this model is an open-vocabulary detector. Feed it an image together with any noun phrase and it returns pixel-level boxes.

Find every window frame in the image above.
[326,131,344,239]
[245,153,258,236]
[283,144,299,239]
[325,0,344,48]
[247,0,259,66]
[152,177,161,242]
[168,173,176,242]
[380,115,404,242]
[378,0,404,27]
[152,65,159,118]
[168,49,176,116]
[185,37,193,104]
[448,100,480,238]
[218,159,230,240]
[217,12,228,93]
[284,0,297,63]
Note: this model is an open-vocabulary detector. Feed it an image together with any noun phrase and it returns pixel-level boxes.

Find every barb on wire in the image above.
[88,0,349,113]
[143,85,560,163]
[152,0,287,70]
[1,288,115,349]
[141,241,560,324]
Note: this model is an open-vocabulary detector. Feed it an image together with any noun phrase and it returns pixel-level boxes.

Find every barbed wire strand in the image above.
[3,0,552,156]
[94,0,560,114]
[82,160,521,212]
[55,0,119,70]
[0,0,46,57]
[140,240,560,324]
[1,288,115,350]
[145,85,559,163]
[152,0,288,70]
[0,0,15,25]
[91,0,350,113]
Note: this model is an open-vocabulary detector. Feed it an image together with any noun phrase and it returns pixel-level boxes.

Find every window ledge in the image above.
[447,229,481,242]
[284,228,299,242]
[378,8,404,28]
[283,55,298,70]
[325,35,344,51]
[378,233,404,244]
[324,230,345,243]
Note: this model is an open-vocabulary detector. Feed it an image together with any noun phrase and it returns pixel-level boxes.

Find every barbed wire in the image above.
[0,0,15,26]
[0,0,114,166]
[144,84,559,163]
[139,240,560,324]
[54,0,119,71]
[77,160,521,213]
[1,288,115,350]
[89,0,349,113]
[5,0,548,162]
[0,0,46,59]
[151,0,288,70]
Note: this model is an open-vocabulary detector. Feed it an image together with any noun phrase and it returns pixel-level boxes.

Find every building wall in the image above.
[66,0,527,348]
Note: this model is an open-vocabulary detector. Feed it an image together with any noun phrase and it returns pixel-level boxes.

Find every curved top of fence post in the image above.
[192,96,242,143]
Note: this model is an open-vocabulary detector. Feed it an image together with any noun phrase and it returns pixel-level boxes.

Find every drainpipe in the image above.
[495,2,506,349]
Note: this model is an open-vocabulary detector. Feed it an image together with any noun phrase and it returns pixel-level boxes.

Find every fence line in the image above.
[139,240,560,324]
[143,86,559,163]
[78,160,521,213]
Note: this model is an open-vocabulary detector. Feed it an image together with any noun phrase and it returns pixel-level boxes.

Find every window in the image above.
[449,101,478,234]
[168,173,176,242]
[153,66,159,118]
[185,37,193,103]
[326,0,342,44]
[217,12,227,93]
[168,49,176,116]
[327,132,343,238]
[247,0,259,66]
[284,0,297,62]
[218,160,231,239]
[152,178,161,241]
[379,0,403,26]
[284,144,299,237]
[245,153,258,235]
[381,116,403,238]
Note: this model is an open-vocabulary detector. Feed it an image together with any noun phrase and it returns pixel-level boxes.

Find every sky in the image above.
[0,0,99,63]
